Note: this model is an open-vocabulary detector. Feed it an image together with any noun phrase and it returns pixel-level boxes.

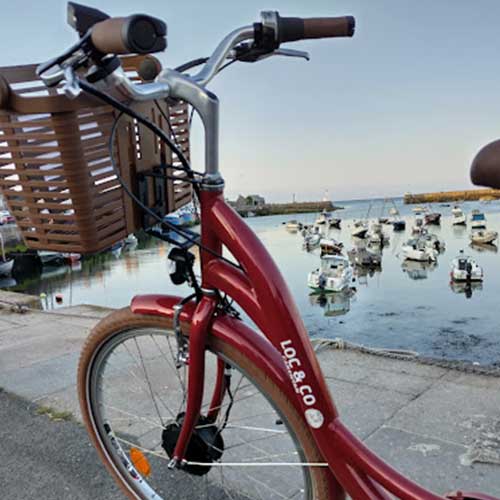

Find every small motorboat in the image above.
[401,238,438,262]
[286,220,302,232]
[470,209,486,229]
[470,229,498,245]
[314,210,329,226]
[412,206,427,214]
[303,233,321,251]
[424,212,441,225]
[411,217,424,235]
[328,218,341,229]
[389,207,399,216]
[351,220,368,239]
[348,247,382,268]
[367,222,389,246]
[450,251,483,282]
[420,231,445,252]
[307,255,354,292]
[319,238,343,256]
[392,219,406,231]
[451,206,466,225]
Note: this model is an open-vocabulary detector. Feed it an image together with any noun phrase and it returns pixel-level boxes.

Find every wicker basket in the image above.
[0,56,191,254]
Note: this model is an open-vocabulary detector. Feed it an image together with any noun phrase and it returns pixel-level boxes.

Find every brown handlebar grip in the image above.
[303,16,355,39]
[91,17,129,54]
[276,15,355,43]
[91,15,167,55]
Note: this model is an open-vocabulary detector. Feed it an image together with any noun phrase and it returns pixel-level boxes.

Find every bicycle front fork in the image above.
[169,294,224,468]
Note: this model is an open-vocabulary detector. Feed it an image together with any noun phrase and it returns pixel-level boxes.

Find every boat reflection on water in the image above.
[469,242,498,254]
[309,289,354,317]
[401,260,437,280]
[449,280,483,299]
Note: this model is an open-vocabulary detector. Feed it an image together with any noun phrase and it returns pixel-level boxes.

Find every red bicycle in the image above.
[36,4,500,499]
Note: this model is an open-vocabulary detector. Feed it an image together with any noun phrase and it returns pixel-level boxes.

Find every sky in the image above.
[1,1,500,202]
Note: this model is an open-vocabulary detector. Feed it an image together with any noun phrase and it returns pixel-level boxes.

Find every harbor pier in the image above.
[404,188,500,204]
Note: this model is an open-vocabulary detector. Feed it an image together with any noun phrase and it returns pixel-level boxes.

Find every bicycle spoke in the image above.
[89,328,314,500]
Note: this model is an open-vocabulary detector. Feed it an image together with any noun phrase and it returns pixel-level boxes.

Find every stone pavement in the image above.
[0,298,499,497]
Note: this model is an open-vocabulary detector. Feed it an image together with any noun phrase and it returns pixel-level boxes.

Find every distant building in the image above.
[232,194,266,210]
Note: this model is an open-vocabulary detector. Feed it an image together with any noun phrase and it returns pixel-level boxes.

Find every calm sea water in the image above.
[5,197,500,365]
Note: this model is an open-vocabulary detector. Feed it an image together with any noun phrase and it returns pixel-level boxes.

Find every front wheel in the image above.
[78,308,334,500]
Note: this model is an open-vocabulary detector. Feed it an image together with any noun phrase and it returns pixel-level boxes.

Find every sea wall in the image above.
[404,189,500,204]
[237,201,341,217]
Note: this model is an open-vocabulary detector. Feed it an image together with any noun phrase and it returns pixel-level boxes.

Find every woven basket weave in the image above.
[0,55,191,254]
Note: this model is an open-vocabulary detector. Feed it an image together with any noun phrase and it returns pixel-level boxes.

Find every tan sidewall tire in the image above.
[78,307,334,500]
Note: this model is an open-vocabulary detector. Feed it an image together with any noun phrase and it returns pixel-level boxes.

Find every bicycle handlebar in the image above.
[90,15,167,55]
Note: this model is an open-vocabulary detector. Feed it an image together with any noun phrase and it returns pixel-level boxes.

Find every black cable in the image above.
[106,111,241,269]
[174,57,209,74]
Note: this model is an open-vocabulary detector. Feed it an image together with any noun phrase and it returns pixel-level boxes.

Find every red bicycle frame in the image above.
[131,186,498,500]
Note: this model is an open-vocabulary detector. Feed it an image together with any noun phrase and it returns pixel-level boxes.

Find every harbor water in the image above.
[4,198,500,366]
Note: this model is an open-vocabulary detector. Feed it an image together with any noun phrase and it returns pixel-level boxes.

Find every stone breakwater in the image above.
[404,188,500,204]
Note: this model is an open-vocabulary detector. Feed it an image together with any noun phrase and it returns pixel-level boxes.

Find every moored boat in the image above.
[285,220,302,232]
[424,212,441,225]
[351,220,368,239]
[470,209,486,229]
[307,255,353,292]
[319,238,343,256]
[451,206,466,225]
[401,238,438,262]
[328,218,341,229]
[314,210,329,226]
[470,229,498,245]
[450,251,483,282]
[392,219,406,231]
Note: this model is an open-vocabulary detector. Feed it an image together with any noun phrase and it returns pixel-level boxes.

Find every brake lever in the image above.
[272,48,310,61]
[229,45,310,63]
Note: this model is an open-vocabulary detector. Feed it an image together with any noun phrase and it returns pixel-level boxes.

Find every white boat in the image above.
[389,207,399,216]
[470,209,486,229]
[367,221,389,246]
[319,238,343,256]
[411,216,424,235]
[412,206,427,214]
[420,231,445,252]
[314,210,329,225]
[307,255,353,292]
[285,220,302,232]
[351,220,368,239]
[348,247,382,268]
[450,251,483,282]
[470,229,498,245]
[401,238,438,262]
[303,233,321,251]
[451,206,466,225]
